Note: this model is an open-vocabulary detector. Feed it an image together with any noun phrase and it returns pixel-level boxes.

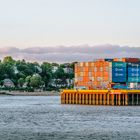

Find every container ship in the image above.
[61,58,140,106]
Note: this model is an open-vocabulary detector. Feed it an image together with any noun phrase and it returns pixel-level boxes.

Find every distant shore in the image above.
[0,91,60,96]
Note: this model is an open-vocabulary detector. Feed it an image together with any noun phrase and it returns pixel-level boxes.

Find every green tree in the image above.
[3,56,15,64]
[41,62,52,88]
[18,78,25,87]
[0,56,75,90]
[30,74,43,88]
[55,67,65,79]
[25,75,32,87]
[0,62,16,81]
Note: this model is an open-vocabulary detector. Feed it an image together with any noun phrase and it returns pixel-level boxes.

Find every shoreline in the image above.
[0,91,60,96]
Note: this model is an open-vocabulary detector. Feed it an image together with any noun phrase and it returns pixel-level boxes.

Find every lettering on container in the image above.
[115,73,124,76]
[131,73,139,76]
[113,63,126,67]
[130,68,140,72]
[115,68,125,71]
[128,63,140,67]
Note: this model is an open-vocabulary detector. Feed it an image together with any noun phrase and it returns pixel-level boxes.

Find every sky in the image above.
[0,0,140,62]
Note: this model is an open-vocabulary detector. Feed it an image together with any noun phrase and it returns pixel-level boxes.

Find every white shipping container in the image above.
[129,83,138,89]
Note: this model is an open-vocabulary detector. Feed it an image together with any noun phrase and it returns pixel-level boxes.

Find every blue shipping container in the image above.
[112,66,126,81]
[128,73,140,77]
[128,67,140,73]
[112,62,127,68]
[112,67,126,73]
[128,66,140,69]
[128,63,140,67]
[128,77,140,82]
[112,77,126,82]
[112,73,126,77]
[113,84,128,89]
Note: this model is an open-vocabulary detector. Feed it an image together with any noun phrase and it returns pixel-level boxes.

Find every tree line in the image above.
[0,56,75,91]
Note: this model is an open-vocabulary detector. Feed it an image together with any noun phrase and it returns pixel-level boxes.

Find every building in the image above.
[52,66,58,73]
[63,67,73,74]
[3,79,15,87]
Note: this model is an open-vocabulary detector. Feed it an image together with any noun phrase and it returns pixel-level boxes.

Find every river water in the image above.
[0,96,140,140]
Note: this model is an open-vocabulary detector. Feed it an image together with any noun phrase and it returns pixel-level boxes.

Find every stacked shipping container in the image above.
[126,59,140,89]
[75,58,140,90]
[127,63,140,82]
[112,62,127,83]
[75,60,112,89]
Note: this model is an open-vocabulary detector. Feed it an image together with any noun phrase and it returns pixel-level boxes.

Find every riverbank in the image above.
[0,91,60,96]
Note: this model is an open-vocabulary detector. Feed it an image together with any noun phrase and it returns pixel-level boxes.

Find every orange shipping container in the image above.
[77,67,81,72]
[88,62,94,67]
[103,72,109,77]
[103,77,109,81]
[103,62,110,66]
[113,58,125,62]
[84,66,88,72]
[92,72,95,76]
[83,77,89,82]
[77,72,80,76]
[95,62,99,67]
[95,72,103,77]
[75,60,112,89]
[88,67,92,72]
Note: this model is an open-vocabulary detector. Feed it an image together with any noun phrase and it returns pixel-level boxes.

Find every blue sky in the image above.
[0,0,140,48]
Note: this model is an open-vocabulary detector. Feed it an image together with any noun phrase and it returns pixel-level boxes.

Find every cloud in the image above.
[0,44,140,63]
[0,47,20,54]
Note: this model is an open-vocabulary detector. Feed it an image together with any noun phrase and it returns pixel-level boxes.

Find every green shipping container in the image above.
[112,62,127,67]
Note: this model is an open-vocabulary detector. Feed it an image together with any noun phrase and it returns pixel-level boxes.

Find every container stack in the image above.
[75,58,140,90]
[94,60,112,89]
[125,58,140,89]
[75,60,112,89]
[127,63,140,83]
[112,62,127,83]
[75,62,94,89]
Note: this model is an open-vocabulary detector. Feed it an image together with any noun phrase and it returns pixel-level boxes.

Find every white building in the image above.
[52,66,58,73]
[63,67,73,74]
[3,79,15,87]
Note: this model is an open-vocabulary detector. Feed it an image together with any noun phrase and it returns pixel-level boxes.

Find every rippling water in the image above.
[0,96,140,140]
